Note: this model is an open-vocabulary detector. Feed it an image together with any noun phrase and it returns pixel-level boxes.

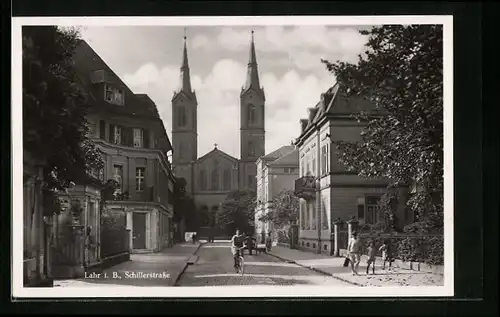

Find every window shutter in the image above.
[109,124,115,143]
[143,129,150,148]
[99,120,106,139]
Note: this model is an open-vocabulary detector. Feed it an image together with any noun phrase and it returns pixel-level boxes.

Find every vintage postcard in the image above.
[12,15,454,298]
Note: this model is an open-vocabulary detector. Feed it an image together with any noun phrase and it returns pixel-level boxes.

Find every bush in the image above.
[100,210,128,258]
[397,235,444,265]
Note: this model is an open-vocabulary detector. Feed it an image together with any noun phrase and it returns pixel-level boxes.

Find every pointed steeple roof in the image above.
[173,32,196,102]
[179,34,192,93]
[241,30,264,98]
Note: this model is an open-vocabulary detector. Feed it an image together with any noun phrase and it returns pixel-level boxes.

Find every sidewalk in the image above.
[267,246,444,287]
[54,242,202,287]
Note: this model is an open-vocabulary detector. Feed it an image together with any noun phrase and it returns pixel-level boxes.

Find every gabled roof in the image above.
[73,40,158,120]
[297,83,380,142]
[135,94,173,152]
[196,147,239,165]
[261,145,295,161]
[267,148,299,166]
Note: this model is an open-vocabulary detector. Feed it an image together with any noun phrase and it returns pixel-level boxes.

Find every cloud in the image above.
[196,26,368,71]
[123,57,334,159]
[120,25,363,158]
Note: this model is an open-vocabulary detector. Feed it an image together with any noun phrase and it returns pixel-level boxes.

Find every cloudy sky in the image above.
[80,25,370,158]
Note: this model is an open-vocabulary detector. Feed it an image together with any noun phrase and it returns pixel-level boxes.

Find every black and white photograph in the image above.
[13,16,453,298]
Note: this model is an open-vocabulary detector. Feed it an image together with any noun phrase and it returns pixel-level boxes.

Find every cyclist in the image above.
[230,229,245,269]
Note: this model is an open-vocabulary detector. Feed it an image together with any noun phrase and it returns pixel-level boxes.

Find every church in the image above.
[170,31,265,230]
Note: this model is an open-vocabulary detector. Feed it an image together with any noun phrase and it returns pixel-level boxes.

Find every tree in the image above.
[173,177,198,231]
[216,190,256,235]
[23,26,104,192]
[259,189,299,227]
[321,25,443,227]
[259,189,299,243]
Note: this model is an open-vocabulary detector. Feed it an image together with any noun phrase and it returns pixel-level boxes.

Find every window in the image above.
[311,151,316,176]
[136,167,146,192]
[200,170,207,191]
[104,84,125,105]
[223,169,231,190]
[301,159,305,177]
[113,165,123,193]
[99,120,106,139]
[211,168,219,190]
[133,128,143,148]
[310,202,316,230]
[113,126,122,145]
[248,104,256,125]
[284,167,296,174]
[357,196,382,224]
[321,144,328,175]
[179,143,184,159]
[305,155,311,176]
[248,141,255,157]
[177,106,187,127]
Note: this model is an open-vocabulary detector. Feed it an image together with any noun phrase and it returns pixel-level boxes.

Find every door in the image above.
[133,213,147,249]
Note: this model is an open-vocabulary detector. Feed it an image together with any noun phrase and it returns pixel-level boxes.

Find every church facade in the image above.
[171,32,265,230]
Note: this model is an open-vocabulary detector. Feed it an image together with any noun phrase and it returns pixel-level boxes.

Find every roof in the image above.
[267,148,299,166]
[196,147,239,164]
[297,83,379,141]
[261,145,296,161]
[73,40,160,120]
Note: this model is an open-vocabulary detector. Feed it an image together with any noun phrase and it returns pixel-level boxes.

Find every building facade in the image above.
[73,41,176,253]
[255,146,298,242]
[171,32,265,232]
[294,84,401,254]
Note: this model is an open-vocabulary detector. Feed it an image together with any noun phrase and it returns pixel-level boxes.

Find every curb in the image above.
[267,252,364,287]
[173,242,204,286]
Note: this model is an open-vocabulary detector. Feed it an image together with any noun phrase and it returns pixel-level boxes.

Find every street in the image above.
[176,241,351,286]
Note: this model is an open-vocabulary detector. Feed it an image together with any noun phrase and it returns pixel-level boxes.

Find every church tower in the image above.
[240,31,265,192]
[172,34,197,193]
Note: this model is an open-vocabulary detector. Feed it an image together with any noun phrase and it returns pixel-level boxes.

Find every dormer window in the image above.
[104,84,125,105]
[248,104,256,125]
[133,128,143,148]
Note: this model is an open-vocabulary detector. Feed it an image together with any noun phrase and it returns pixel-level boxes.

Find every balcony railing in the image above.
[294,176,316,200]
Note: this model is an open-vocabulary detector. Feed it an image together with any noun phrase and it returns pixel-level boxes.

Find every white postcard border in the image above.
[11,15,454,298]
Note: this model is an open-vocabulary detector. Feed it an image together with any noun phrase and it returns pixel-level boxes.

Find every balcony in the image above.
[294,176,316,200]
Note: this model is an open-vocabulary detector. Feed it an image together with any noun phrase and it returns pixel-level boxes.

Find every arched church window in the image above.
[178,106,187,127]
[248,141,255,157]
[223,169,231,190]
[200,170,207,191]
[211,168,219,190]
[248,104,256,125]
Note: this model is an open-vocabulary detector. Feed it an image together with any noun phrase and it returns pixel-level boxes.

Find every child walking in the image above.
[366,241,377,275]
[379,240,393,270]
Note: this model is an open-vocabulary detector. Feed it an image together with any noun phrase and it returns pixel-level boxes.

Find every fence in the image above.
[357,233,444,265]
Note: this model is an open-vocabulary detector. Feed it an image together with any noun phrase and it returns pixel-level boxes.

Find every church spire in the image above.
[243,30,261,91]
[178,30,192,94]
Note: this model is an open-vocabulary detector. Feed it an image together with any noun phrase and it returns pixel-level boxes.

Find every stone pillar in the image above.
[71,224,85,277]
[332,219,342,257]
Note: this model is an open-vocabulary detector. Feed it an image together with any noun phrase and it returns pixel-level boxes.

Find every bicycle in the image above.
[233,247,245,275]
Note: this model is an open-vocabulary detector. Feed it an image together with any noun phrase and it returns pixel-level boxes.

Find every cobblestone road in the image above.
[176,242,351,286]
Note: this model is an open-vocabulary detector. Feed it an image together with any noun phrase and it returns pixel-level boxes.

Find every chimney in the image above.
[300,119,309,133]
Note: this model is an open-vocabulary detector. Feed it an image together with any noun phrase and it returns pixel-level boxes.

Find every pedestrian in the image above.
[366,240,377,275]
[265,231,272,252]
[379,239,393,270]
[347,231,361,275]
[192,233,196,244]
